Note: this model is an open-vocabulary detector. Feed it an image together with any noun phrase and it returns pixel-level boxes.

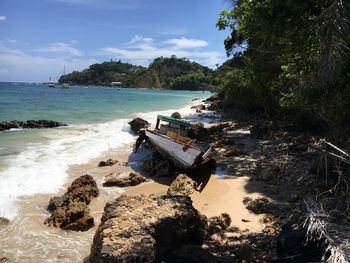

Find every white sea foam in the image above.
[0,118,135,219]
[0,101,205,219]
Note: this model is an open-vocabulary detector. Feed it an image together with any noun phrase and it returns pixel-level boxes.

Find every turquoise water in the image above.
[0,82,208,123]
[0,82,210,218]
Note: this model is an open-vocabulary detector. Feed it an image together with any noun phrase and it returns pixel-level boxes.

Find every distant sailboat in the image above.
[48,77,55,88]
[60,65,70,89]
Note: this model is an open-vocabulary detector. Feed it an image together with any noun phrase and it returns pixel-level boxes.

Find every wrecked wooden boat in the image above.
[136,115,213,169]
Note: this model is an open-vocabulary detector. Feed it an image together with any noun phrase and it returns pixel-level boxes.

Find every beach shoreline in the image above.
[0,96,268,262]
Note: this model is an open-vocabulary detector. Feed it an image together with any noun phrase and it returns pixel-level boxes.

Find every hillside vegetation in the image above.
[216,0,350,147]
[59,56,214,91]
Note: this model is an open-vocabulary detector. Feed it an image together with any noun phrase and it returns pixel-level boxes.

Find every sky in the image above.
[0,0,232,82]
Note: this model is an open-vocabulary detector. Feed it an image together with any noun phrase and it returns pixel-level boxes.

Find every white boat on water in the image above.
[139,115,213,169]
[48,77,55,88]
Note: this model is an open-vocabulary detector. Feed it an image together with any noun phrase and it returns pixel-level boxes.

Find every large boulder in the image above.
[103,172,146,187]
[44,174,98,231]
[128,118,150,134]
[90,194,208,263]
[167,174,196,196]
[65,174,99,204]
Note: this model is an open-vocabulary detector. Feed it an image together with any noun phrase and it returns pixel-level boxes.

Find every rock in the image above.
[233,243,256,261]
[259,165,280,181]
[207,213,232,235]
[170,245,221,263]
[167,174,196,196]
[47,196,63,212]
[0,120,67,131]
[63,214,94,231]
[188,127,211,142]
[0,257,10,263]
[98,158,118,167]
[288,143,308,152]
[171,112,181,119]
[191,104,206,110]
[141,153,174,177]
[103,172,146,187]
[223,148,241,157]
[250,119,273,139]
[44,174,98,231]
[203,94,222,102]
[0,217,9,227]
[208,123,230,135]
[244,198,270,214]
[241,219,250,223]
[128,118,150,134]
[65,174,99,204]
[90,194,208,263]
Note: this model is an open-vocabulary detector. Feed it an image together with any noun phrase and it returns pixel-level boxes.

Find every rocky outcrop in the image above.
[90,194,208,262]
[0,120,67,131]
[128,118,150,134]
[135,69,161,89]
[103,172,146,187]
[45,174,99,231]
[167,174,196,196]
[98,159,118,167]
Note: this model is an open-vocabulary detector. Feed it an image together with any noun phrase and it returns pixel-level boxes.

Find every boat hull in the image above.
[145,130,203,169]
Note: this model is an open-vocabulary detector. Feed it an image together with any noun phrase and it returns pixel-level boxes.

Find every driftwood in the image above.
[304,140,350,262]
[305,201,350,263]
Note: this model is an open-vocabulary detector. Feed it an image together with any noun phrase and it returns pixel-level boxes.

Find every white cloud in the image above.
[164,37,208,49]
[101,35,223,68]
[35,42,83,56]
[0,47,95,82]
[0,16,6,21]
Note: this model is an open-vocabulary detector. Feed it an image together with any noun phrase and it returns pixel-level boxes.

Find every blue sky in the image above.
[0,0,231,82]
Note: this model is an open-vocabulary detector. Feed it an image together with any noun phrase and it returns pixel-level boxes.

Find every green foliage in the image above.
[59,60,145,86]
[148,56,213,89]
[217,0,350,143]
[169,71,208,90]
[58,56,214,90]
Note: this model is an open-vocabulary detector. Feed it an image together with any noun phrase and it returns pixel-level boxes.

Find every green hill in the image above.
[59,56,215,90]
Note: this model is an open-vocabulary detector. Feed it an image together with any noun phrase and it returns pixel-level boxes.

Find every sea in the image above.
[0,82,210,262]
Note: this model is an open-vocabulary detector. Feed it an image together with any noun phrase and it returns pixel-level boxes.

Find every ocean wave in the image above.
[0,99,206,219]
[0,118,135,219]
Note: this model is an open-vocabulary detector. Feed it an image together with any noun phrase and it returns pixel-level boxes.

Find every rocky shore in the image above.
[2,94,338,262]
[0,120,67,131]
